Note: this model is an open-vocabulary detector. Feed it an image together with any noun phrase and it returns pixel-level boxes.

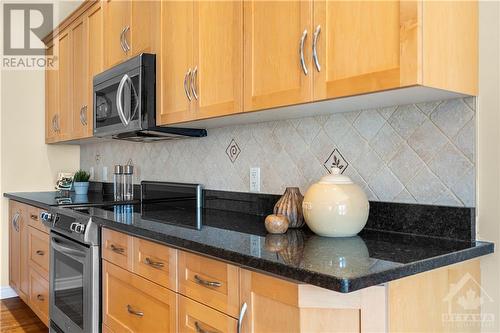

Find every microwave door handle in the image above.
[116,74,130,127]
[127,75,139,124]
[51,238,86,263]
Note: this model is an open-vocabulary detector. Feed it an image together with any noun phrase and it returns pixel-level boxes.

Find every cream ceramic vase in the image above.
[303,167,369,237]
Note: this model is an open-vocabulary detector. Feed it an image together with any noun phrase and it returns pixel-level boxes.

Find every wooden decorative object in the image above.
[264,214,289,234]
[273,187,305,228]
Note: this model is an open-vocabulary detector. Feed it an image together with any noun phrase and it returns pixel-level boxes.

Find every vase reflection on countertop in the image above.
[302,236,370,277]
[265,230,305,266]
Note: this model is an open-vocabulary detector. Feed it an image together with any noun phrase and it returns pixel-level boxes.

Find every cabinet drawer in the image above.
[28,226,49,277]
[103,261,177,333]
[26,206,49,234]
[178,252,239,317]
[179,295,237,333]
[132,237,177,291]
[102,228,133,268]
[29,268,49,326]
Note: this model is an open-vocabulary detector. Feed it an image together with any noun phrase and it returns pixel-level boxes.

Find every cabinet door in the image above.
[45,41,58,143]
[19,215,29,302]
[192,0,243,120]
[57,29,72,142]
[103,0,130,69]
[86,2,103,138]
[103,261,177,333]
[28,268,49,326]
[243,0,313,112]
[70,17,88,140]
[158,1,194,125]
[130,1,160,57]
[313,0,418,100]
[9,202,21,293]
[240,269,301,333]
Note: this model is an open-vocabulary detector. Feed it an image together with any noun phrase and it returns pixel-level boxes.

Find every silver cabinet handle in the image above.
[313,25,321,72]
[80,105,87,126]
[123,26,130,52]
[194,322,216,333]
[190,66,198,100]
[194,274,222,288]
[184,68,192,101]
[120,27,126,53]
[51,115,56,132]
[299,29,308,75]
[55,114,60,132]
[12,212,20,232]
[127,305,144,317]
[144,257,164,269]
[37,294,44,301]
[36,250,45,256]
[110,244,125,254]
[237,302,247,333]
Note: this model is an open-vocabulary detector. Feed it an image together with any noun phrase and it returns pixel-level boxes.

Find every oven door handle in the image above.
[52,238,87,263]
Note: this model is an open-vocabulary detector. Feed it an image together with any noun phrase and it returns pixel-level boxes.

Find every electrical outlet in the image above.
[102,166,108,181]
[250,167,261,192]
[250,235,261,257]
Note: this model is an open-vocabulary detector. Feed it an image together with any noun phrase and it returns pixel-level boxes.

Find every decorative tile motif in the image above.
[225,139,241,163]
[80,97,476,207]
[323,149,348,174]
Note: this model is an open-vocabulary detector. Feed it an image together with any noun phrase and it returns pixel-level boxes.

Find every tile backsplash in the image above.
[80,97,476,207]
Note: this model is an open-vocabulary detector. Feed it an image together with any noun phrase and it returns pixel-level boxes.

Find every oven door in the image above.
[50,232,99,333]
[93,66,142,137]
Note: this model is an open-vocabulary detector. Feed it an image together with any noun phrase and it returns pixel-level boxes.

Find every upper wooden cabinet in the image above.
[103,0,159,70]
[243,0,313,112]
[243,0,477,112]
[158,0,243,125]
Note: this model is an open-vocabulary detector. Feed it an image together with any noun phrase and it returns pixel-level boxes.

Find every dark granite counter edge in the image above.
[95,217,494,293]
[4,193,51,209]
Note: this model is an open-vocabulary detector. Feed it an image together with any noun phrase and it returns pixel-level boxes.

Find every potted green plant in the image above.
[73,170,91,195]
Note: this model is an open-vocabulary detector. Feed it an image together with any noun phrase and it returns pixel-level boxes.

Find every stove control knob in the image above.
[40,212,57,227]
[70,222,86,234]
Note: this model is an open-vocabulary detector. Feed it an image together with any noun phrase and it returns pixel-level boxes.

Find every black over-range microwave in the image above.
[93,53,206,141]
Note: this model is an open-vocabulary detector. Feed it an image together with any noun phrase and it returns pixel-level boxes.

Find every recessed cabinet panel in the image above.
[313,0,414,100]
[243,0,313,111]
[57,30,71,142]
[158,1,194,125]
[192,0,243,120]
[103,0,130,69]
[45,41,59,144]
[71,18,88,139]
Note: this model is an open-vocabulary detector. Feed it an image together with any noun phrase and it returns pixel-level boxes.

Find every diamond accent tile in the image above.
[80,97,475,207]
[324,149,348,174]
[225,139,241,163]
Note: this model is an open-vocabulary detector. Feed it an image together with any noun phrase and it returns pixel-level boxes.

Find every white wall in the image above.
[0,0,82,290]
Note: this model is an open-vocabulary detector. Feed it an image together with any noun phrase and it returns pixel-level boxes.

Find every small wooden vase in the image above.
[273,187,305,228]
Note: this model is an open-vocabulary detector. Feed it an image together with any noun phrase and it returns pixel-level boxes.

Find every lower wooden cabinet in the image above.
[178,295,237,333]
[102,260,177,332]
[28,268,49,326]
[8,200,50,327]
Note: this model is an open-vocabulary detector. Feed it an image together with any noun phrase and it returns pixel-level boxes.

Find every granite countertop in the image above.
[5,191,495,293]
[3,191,119,209]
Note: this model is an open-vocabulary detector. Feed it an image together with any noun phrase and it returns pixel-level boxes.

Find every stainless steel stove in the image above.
[41,207,100,333]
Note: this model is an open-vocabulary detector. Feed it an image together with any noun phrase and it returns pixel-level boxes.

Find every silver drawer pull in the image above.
[190,66,198,100]
[110,244,125,254]
[312,25,321,72]
[194,275,222,288]
[195,321,216,333]
[127,304,144,317]
[36,250,45,256]
[184,68,192,101]
[30,214,38,220]
[144,257,164,269]
[37,294,44,301]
